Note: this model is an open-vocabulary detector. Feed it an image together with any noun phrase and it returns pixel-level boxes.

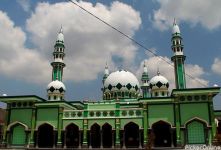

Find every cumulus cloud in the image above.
[152,0,221,31]
[0,11,49,83]
[136,56,208,91]
[212,58,221,76]
[26,1,141,82]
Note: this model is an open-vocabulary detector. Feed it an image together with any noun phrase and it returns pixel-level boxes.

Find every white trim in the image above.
[35,122,55,130]
[150,120,173,128]
[7,121,29,131]
[184,117,209,127]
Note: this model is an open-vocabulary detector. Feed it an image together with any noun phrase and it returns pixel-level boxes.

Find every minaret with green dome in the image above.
[171,19,186,89]
[141,61,150,98]
[47,27,66,101]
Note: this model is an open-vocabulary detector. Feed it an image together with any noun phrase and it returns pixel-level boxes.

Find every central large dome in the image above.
[103,70,140,100]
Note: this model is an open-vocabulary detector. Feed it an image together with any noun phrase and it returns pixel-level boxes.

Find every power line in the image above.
[67,0,208,87]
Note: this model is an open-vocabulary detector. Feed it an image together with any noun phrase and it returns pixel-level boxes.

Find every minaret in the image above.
[47,27,66,101]
[102,63,109,99]
[141,61,150,98]
[171,19,186,89]
[51,26,66,81]
[102,63,109,84]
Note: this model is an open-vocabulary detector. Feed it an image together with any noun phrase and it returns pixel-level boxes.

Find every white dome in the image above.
[57,32,64,42]
[150,73,169,90]
[172,24,180,34]
[47,80,66,93]
[104,70,140,93]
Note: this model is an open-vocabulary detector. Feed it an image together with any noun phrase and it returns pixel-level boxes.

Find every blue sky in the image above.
[0,0,221,109]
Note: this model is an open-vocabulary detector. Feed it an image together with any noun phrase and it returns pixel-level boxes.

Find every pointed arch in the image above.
[7,121,29,131]
[151,120,173,128]
[37,123,54,148]
[102,123,113,148]
[184,117,209,128]
[185,119,206,144]
[152,120,172,147]
[124,122,139,148]
[90,123,101,148]
[9,122,27,146]
[36,122,55,130]
[65,123,79,148]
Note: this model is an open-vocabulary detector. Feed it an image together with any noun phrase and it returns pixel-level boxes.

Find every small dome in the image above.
[47,80,66,93]
[103,70,140,100]
[57,32,64,42]
[149,73,169,90]
[172,19,180,34]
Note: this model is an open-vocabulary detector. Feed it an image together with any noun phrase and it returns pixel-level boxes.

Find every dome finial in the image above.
[157,67,160,76]
[173,18,177,26]
[59,25,63,34]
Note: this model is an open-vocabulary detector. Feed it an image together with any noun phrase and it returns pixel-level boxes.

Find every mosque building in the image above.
[0,21,220,149]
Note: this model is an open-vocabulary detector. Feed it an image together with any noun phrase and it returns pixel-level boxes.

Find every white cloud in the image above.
[136,56,208,91]
[0,11,50,84]
[16,0,31,12]
[26,1,141,82]
[152,0,221,31]
[212,58,221,76]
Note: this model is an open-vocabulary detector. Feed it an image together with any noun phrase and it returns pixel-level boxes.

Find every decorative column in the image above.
[63,130,66,148]
[115,102,121,148]
[208,94,217,144]
[57,107,63,148]
[100,130,103,148]
[122,130,126,148]
[2,107,9,147]
[29,108,36,147]
[112,130,115,148]
[175,97,181,146]
[143,103,148,147]
[78,130,82,148]
[139,130,142,148]
[83,104,88,148]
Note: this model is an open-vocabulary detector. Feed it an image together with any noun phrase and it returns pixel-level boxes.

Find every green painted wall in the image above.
[36,108,58,129]
[63,120,83,130]
[10,109,32,127]
[87,103,116,110]
[11,125,26,145]
[148,104,174,127]
[180,103,209,125]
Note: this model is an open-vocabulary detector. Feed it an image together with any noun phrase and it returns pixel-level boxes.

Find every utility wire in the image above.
[67,0,209,87]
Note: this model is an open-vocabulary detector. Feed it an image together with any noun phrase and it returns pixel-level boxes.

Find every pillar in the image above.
[57,107,63,148]
[115,102,121,148]
[139,130,142,148]
[29,108,36,147]
[112,130,115,148]
[2,107,9,147]
[208,95,217,144]
[63,131,66,148]
[78,130,81,148]
[143,103,148,147]
[83,120,88,148]
[100,130,103,148]
[175,98,181,146]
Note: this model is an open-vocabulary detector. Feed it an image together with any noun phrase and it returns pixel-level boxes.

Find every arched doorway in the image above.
[217,121,221,134]
[90,123,101,148]
[186,120,206,144]
[152,121,172,147]
[102,123,112,148]
[65,123,79,148]
[124,122,139,148]
[10,124,26,146]
[37,124,54,148]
